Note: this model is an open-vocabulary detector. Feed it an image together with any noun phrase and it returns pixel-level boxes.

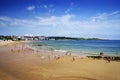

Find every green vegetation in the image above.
[48,37,102,40]
[0,36,20,41]
[0,35,103,41]
[0,36,13,40]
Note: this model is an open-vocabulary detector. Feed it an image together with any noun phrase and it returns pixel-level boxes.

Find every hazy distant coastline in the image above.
[0,35,103,41]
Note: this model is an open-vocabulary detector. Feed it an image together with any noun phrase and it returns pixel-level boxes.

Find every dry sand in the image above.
[0,42,120,80]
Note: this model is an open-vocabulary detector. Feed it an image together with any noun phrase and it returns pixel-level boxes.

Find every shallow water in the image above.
[28,40,120,56]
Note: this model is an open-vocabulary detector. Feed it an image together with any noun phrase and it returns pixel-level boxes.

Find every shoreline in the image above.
[27,40,120,57]
[26,41,120,57]
[0,41,120,80]
[1,40,120,58]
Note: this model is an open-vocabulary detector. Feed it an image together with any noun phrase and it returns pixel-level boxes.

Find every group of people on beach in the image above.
[100,52,113,63]
[11,44,24,53]
[9,43,117,63]
[9,43,78,62]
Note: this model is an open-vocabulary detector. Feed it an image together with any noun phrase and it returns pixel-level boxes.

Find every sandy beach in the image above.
[0,42,120,80]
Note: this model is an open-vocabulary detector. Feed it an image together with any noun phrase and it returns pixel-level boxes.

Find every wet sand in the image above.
[0,42,120,80]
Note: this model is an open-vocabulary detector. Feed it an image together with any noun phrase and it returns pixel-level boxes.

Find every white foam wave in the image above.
[54,49,67,53]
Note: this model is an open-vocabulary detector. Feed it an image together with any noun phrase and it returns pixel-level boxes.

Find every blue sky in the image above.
[0,0,120,39]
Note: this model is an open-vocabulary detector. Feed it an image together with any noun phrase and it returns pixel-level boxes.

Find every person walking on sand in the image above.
[66,51,68,56]
[11,49,13,52]
[50,48,54,55]
[72,56,75,61]
[107,57,111,63]
[18,49,20,53]
[69,52,71,56]
[48,55,50,60]
[11,48,14,55]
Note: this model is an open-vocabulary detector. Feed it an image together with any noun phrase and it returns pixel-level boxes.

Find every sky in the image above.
[0,0,120,39]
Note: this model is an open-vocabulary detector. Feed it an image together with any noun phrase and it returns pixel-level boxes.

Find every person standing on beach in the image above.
[72,56,75,61]
[100,52,104,58]
[11,49,13,52]
[18,49,20,53]
[69,52,71,56]
[36,50,39,56]
[108,57,112,63]
[11,48,14,55]
[48,55,50,60]
[50,48,54,55]
[66,51,68,56]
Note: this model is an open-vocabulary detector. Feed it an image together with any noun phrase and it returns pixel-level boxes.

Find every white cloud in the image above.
[0,14,75,28]
[48,9,55,14]
[43,5,48,9]
[0,10,120,39]
[0,16,11,21]
[27,5,35,11]
[0,21,6,27]
[110,10,120,15]
[91,10,120,22]
[38,4,54,9]
[25,34,33,36]
[65,8,70,14]
[65,2,74,14]
[0,11,120,29]
[90,13,108,22]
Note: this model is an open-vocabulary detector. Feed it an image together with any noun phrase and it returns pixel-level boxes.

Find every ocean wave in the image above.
[54,49,67,53]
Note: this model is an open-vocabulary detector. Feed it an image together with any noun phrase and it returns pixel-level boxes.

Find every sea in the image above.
[27,40,120,56]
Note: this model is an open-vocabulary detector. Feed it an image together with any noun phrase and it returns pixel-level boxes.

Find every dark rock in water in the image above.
[32,44,43,46]
[87,56,102,59]
[100,52,104,56]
